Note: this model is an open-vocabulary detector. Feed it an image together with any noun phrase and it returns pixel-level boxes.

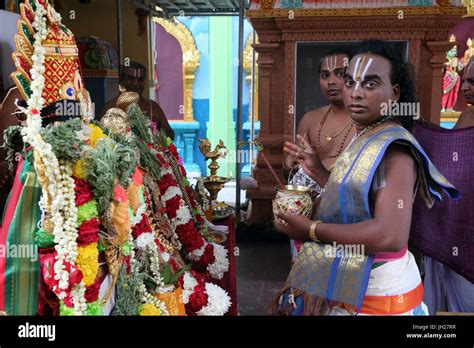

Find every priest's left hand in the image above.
[273,210,312,241]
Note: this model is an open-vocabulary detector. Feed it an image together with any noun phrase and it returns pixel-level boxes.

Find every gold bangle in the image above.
[309,220,322,242]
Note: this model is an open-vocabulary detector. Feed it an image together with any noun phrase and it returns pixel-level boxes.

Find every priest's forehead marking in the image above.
[325,55,337,72]
[352,55,374,90]
[125,67,145,78]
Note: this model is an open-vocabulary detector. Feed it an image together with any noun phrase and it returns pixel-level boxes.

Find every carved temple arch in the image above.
[153,17,200,122]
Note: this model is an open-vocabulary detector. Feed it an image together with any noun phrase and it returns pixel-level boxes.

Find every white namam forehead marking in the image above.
[325,55,338,72]
[361,58,374,80]
[352,57,362,79]
[351,55,374,91]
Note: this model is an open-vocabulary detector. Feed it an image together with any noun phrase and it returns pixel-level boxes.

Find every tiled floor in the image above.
[235,228,291,315]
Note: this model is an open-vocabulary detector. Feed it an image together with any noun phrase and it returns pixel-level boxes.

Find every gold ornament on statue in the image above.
[199,139,231,202]
[463,0,474,17]
[101,107,130,136]
[116,91,140,111]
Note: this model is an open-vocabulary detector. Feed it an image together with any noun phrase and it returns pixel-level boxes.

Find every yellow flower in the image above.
[76,243,99,286]
[72,159,87,180]
[88,124,106,148]
[139,303,162,316]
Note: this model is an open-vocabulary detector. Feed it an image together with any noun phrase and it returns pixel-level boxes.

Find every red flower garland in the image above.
[158,174,176,194]
[77,218,100,246]
[131,213,152,239]
[192,243,216,272]
[73,177,95,206]
[175,220,204,253]
[84,279,101,302]
[164,195,181,220]
[187,284,208,313]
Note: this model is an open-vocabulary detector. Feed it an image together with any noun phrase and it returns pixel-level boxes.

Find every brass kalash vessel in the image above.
[198,139,231,213]
[248,139,314,225]
[273,185,313,226]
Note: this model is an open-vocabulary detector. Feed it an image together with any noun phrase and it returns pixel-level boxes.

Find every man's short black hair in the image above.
[353,40,417,130]
[318,48,353,73]
[120,61,146,79]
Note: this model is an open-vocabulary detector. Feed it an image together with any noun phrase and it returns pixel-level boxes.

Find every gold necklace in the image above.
[343,117,391,155]
[316,120,354,159]
[319,106,354,142]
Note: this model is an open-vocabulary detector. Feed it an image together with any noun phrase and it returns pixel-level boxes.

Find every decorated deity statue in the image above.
[101,92,231,316]
[1,0,231,317]
[441,45,461,112]
[1,0,138,316]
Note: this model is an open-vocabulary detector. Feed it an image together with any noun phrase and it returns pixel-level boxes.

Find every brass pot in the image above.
[273,185,313,226]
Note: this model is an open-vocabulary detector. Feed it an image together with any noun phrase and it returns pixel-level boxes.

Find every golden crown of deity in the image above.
[11,0,92,122]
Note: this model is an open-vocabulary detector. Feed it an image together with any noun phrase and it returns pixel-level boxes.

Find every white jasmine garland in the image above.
[71,283,87,315]
[146,244,165,289]
[23,4,87,314]
[196,283,231,316]
[138,283,169,316]
[128,233,139,274]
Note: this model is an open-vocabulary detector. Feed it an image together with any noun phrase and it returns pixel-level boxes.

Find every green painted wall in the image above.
[207,17,235,178]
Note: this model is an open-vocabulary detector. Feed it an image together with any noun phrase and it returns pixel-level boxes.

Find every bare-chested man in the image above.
[283,50,355,180]
[455,56,474,129]
[101,61,174,140]
[282,50,354,260]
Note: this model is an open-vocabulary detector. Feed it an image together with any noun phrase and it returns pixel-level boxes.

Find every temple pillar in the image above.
[246,42,281,220]
[208,17,235,177]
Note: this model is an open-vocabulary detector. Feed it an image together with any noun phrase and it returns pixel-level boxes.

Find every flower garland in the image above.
[156,145,229,280]
[129,177,169,316]
[17,1,90,315]
[153,143,231,315]
[129,231,170,316]
[180,271,231,316]
[67,177,101,314]
[128,171,230,316]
